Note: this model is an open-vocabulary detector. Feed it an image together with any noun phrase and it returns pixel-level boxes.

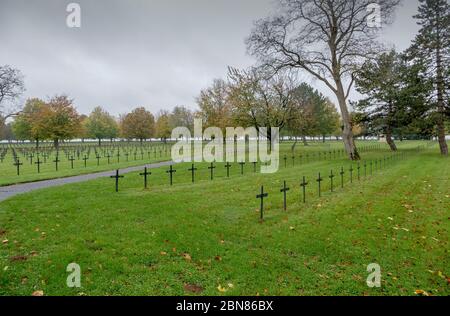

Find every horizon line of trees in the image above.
[1,0,448,157]
[1,76,344,147]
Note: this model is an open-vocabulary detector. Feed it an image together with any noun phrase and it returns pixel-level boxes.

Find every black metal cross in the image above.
[35,157,43,173]
[96,153,101,166]
[53,156,60,171]
[13,159,23,176]
[239,161,245,175]
[284,155,287,168]
[280,181,290,211]
[166,165,176,185]
[110,169,124,192]
[349,165,354,183]
[329,170,335,192]
[357,163,361,181]
[83,155,88,168]
[188,164,197,183]
[225,162,231,178]
[252,161,257,173]
[106,153,111,164]
[340,167,345,188]
[208,162,216,180]
[300,176,308,203]
[69,156,75,169]
[317,172,323,197]
[139,167,151,189]
[256,186,268,221]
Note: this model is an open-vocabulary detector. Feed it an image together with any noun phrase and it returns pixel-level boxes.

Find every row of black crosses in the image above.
[256,151,412,221]
[109,161,259,191]
[5,143,385,176]
[6,145,172,175]
[10,144,170,162]
[283,144,382,167]
[108,146,410,193]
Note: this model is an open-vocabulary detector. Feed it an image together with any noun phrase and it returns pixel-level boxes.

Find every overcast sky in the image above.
[0,0,421,117]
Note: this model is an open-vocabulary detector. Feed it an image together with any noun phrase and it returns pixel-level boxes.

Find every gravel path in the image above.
[0,161,174,202]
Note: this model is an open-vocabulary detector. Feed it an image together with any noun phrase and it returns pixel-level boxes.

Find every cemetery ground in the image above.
[0,142,173,186]
[0,141,448,296]
[0,140,361,186]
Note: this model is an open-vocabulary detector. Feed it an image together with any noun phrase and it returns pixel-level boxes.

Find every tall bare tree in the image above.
[246,0,401,160]
[0,65,25,122]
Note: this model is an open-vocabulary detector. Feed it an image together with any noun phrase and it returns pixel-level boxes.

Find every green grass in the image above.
[0,140,386,186]
[0,141,448,296]
[0,144,172,186]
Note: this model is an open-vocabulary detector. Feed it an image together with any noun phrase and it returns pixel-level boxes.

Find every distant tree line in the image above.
[0,0,448,158]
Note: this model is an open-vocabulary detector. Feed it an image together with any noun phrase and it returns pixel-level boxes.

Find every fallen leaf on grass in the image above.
[2,239,8,244]
[217,285,227,293]
[32,290,44,296]
[214,256,222,261]
[9,255,27,262]
[182,253,192,261]
[184,284,204,294]
[160,251,167,256]
[414,290,429,296]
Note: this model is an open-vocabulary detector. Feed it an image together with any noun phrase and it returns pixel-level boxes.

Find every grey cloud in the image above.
[0,0,420,116]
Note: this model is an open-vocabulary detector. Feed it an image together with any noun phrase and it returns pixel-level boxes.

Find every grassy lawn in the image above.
[0,140,391,186]
[0,141,448,296]
[0,143,172,186]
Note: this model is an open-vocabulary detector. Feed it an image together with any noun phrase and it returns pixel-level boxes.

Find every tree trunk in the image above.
[336,83,360,160]
[291,138,298,152]
[302,135,308,146]
[35,138,39,149]
[53,138,59,149]
[435,30,449,155]
[98,138,101,146]
[385,128,397,151]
